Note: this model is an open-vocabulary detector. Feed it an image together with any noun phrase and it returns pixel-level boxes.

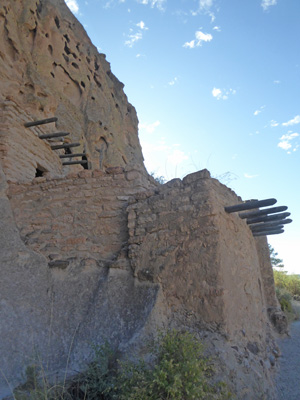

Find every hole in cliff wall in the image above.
[64,34,70,43]
[35,165,47,177]
[48,44,53,55]
[63,54,69,63]
[64,42,71,55]
[64,147,72,155]
[94,59,100,71]
[50,72,55,78]
[72,62,79,69]
[37,1,43,15]
[82,155,89,169]
[54,16,60,29]
[87,75,90,81]
[76,43,80,51]
[45,33,49,38]
[93,73,102,88]
[81,81,85,88]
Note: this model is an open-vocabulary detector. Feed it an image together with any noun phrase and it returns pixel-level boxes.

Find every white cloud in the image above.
[168,77,178,86]
[139,120,160,134]
[278,132,299,153]
[167,149,189,166]
[199,0,213,9]
[65,0,79,14]
[282,115,300,127]
[253,105,265,116]
[274,80,281,84]
[270,120,279,127]
[213,26,221,32]
[136,0,166,10]
[125,32,143,47]
[136,21,148,30]
[212,87,236,100]
[244,173,259,179]
[183,31,212,48]
[261,0,277,11]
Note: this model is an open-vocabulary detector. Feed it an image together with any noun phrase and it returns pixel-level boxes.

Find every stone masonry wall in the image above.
[8,167,156,265]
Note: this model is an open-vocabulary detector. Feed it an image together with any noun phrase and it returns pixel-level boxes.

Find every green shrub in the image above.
[116,330,231,400]
[14,331,232,400]
[276,287,293,313]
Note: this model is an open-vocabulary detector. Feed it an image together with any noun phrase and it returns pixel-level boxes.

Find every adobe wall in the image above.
[0,166,283,399]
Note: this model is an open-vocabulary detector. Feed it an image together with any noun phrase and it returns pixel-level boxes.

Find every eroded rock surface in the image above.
[0,0,145,183]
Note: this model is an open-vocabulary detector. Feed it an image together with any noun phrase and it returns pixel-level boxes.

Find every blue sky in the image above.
[65,0,299,273]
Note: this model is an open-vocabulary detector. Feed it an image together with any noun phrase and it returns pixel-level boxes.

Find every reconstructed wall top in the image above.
[0,0,145,182]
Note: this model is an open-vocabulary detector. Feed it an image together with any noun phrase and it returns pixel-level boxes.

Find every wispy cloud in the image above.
[253,105,265,116]
[244,173,259,179]
[125,31,143,47]
[136,21,148,30]
[136,0,166,11]
[167,149,189,166]
[168,77,178,86]
[212,87,236,100]
[274,80,281,84]
[65,0,79,14]
[278,132,299,153]
[282,115,300,127]
[213,26,221,32]
[270,120,279,127]
[183,31,213,48]
[261,0,277,11]
[125,21,149,47]
[139,120,160,133]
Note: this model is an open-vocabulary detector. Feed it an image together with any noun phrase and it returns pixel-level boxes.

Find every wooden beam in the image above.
[59,153,86,159]
[250,219,292,230]
[24,117,57,127]
[251,224,284,232]
[38,132,69,139]
[51,143,80,150]
[246,212,290,225]
[62,160,88,166]
[224,198,277,213]
[253,229,284,237]
[239,206,288,219]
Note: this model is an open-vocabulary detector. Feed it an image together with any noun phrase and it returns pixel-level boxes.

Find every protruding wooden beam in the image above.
[250,219,292,231]
[224,198,277,213]
[239,206,288,219]
[24,117,58,128]
[38,132,69,139]
[253,229,284,237]
[251,224,284,232]
[51,143,80,150]
[59,153,86,159]
[62,160,88,166]
[246,212,291,225]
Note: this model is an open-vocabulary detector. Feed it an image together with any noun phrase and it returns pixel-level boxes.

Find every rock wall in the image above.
[0,0,286,399]
[0,0,145,183]
[1,167,282,399]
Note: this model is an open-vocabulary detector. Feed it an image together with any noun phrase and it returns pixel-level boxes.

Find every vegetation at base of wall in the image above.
[14,330,232,400]
[270,245,300,321]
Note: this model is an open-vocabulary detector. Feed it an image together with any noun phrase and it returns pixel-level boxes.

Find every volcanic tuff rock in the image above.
[0,0,145,182]
[0,1,287,399]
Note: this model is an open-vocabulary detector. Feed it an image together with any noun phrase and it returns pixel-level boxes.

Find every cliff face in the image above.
[0,1,286,399]
[0,0,145,182]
